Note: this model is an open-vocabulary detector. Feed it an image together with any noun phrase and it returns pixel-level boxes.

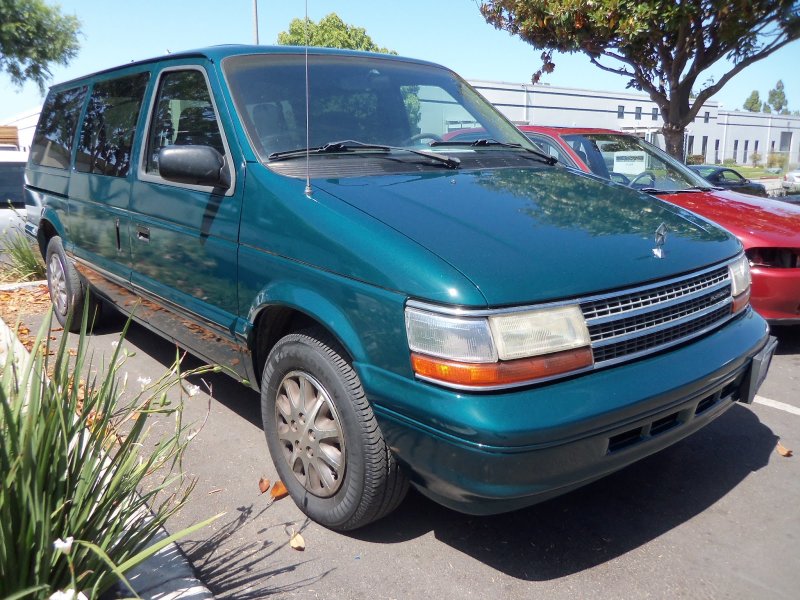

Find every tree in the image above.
[277,13,393,53]
[0,0,81,91]
[743,90,761,112]
[762,102,772,113]
[480,1,800,159]
[767,79,788,113]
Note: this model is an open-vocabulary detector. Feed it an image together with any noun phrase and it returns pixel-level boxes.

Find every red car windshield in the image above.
[561,133,710,192]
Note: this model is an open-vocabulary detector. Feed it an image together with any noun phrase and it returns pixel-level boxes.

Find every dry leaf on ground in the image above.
[270,480,289,500]
[776,442,793,457]
[258,477,270,494]
[289,531,305,551]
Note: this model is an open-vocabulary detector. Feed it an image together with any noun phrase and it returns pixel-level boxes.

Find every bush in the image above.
[685,154,706,165]
[0,303,220,599]
[749,152,762,167]
[1,230,46,282]
[767,152,788,170]
[722,158,737,166]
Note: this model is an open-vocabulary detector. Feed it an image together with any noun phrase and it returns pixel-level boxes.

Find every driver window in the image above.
[145,69,225,176]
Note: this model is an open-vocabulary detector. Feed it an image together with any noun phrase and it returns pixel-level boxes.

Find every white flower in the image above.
[49,590,87,600]
[53,536,74,554]
[137,376,152,388]
[186,384,200,397]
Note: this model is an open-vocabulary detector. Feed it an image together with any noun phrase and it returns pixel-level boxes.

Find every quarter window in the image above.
[76,73,150,177]
[145,69,225,175]
[30,86,87,169]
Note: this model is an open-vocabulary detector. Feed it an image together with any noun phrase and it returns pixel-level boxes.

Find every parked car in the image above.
[517,126,800,325]
[26,47,775,530]
[783,168,800,193]
[0,150,28,249]
[687,165,767,197]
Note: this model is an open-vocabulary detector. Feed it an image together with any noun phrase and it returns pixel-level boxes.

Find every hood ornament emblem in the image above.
[652,223,668,259]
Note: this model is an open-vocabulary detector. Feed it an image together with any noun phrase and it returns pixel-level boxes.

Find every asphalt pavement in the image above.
[19,306,796,600]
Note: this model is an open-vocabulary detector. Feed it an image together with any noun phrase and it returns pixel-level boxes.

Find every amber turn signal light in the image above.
[411,346,594,388]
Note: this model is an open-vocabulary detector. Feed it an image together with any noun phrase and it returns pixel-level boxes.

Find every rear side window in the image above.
[145,69,225,176]
[30,86,87,169]
[76,72,150,177]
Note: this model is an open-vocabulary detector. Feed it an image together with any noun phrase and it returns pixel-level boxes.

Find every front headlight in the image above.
[405,304,593,389]
[728,254,751,314]
[489,306,591,360]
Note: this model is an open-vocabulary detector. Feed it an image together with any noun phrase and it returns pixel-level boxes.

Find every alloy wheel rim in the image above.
[48,254,68,316]
[275,370,345,497]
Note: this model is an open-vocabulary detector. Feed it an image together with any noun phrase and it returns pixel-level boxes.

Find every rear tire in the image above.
[45,236,101,332]
[261,329,408,530]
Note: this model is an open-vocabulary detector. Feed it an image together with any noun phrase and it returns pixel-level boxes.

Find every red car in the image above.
[516,126,800,324]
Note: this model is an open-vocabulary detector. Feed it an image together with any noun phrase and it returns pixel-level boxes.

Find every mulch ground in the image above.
[0,283,55,352]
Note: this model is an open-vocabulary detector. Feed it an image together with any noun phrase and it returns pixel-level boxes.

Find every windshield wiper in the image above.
[268,139,460,169]
[430,138,558,166]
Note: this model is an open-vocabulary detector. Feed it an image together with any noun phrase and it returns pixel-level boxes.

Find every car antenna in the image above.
[304,0,313,197]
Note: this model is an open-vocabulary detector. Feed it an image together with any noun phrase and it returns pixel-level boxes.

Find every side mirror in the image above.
[158,145,231,189]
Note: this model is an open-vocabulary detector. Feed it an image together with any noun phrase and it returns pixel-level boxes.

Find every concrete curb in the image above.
[0,282,213,600]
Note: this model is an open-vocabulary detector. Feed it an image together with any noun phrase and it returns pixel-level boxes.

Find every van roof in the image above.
[50,45,445,90]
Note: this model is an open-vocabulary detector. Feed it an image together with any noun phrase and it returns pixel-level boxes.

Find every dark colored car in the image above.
[0,151,28,249]
[688,165,768,197]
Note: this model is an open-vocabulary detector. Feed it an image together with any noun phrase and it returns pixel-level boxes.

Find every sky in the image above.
[2,0,799,121]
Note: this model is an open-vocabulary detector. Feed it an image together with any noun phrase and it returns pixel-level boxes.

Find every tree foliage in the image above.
[0,0,81,91]
[277,13,394,54]
[767,79,788,113]
[743,90,761,112]
[480,0,800,158]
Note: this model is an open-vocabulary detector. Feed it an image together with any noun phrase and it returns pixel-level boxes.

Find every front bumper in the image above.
[751,266,800,323]
[361,309,772,515]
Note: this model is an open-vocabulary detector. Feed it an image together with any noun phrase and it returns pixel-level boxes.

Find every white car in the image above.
[783,168,800,193]
[0,150,28,250]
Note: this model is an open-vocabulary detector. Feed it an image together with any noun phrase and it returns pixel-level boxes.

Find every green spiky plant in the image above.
[0,301,221,599]
[0,229,46,282]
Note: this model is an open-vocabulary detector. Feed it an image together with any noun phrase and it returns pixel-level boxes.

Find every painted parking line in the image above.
[754,395,800,416]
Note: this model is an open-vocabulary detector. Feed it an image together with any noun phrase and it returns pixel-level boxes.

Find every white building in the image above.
[468,79,800,168]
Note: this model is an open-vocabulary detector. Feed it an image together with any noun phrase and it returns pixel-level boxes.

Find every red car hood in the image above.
[660,189,800,248]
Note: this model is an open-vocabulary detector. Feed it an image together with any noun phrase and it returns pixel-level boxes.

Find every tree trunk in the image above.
[662,124,686,161]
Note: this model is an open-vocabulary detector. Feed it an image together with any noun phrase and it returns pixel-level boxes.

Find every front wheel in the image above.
[261,329,408,530]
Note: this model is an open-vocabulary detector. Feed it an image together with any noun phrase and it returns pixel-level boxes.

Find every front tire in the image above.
[261,329,408,530]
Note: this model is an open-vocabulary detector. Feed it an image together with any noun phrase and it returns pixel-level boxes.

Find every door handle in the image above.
[137,225,150,243]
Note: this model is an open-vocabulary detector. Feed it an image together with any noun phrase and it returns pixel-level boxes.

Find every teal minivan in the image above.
[25,46,776,530]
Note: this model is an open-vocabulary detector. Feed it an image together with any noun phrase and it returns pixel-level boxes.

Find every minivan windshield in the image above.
[222,53,538,162]
[561,133,712,193]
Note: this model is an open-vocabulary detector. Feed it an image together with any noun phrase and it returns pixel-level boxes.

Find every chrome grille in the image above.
[581,264,735,367]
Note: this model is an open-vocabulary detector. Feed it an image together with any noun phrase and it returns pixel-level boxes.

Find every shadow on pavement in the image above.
[181,508,328,599]
[86,309,780,583]
[771,324,800,355]
[352,404,776,580]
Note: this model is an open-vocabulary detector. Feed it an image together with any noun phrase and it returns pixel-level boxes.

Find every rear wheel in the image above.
[45,236,101,332]
[261,329,408,530]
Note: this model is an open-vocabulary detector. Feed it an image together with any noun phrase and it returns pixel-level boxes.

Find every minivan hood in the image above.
[314,167,739,306]
[659,188,800,248]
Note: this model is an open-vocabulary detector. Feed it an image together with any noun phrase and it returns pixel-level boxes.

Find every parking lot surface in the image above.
[25,311,800,599]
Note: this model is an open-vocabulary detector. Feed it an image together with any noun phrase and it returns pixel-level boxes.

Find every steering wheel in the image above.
[629,171,656,188]
[403,132,442,145]
[608,171,630,185]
